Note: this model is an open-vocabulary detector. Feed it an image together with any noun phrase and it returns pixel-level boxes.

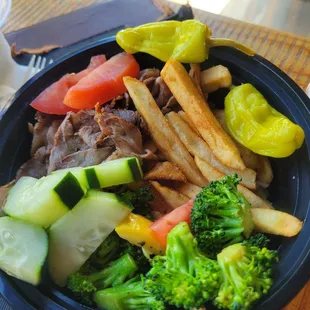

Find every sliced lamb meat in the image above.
[17,146,49,179]
[138,68,160,81]
[48,109,115,173]
[152,77,174,109]
[17,113,62,179]
[95,112,156,161]
[189,63,205,99]
[110,109,138,124]
[31,112,62,156]
[161,96,178,115]
[48,112,92,173]
[53,147,113,170]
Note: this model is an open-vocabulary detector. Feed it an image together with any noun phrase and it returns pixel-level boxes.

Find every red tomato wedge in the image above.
[150,199,194,247]
[30,55,106,115]
[64,53,140,110]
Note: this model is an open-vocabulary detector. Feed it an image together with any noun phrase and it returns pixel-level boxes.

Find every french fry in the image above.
[178,110,201,136]
[256,156,274,188]
[161,59,245,170]
[250,208,302,237]
[145,161,187,182]
[200,65,232,93]
[214,109,273,187]
[150,181,189,209]
[166,112,257,189]
[194,156,273,209]
[124,76,208,186]
[174,182,202,199]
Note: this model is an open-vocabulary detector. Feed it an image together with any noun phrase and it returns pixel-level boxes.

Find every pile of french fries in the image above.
[123,60,302,238]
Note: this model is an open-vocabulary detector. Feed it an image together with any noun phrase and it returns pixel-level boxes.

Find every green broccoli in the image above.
[243,233,270,248]
[119,240,152,274]
[190,174,254,258]
[215,243,278,310]
[145,222,221,309]
[120,186,154,218]
[90,232,121,268]
[90,232,151,273]
[67,253,138,306]
[94,275,165,310]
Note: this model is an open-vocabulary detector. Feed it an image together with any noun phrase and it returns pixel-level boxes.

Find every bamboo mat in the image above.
[0,1,309,310]
[1,0,103,34]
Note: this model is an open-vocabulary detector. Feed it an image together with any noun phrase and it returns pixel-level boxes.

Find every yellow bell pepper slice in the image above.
[115,213,165,255]
[116,20,254,63]
[224,84,305,158]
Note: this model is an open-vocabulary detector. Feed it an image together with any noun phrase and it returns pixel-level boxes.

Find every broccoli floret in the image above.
[145,222,221,309]
[243,233,270,248]
[94,275,165,310]
[120,186,154,218]
[90,232,151,273]
[215,243,278,310]
[190,174,254,258]
[67,253,138,306]
[119,241,152,274]
[90,232,121,268]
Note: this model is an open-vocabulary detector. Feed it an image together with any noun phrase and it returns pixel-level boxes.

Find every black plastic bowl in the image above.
[0,37,309,310]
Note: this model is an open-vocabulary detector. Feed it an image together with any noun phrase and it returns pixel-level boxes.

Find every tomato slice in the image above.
[30,55,106,115]
[64,53,140,110]
[150,198,194,247]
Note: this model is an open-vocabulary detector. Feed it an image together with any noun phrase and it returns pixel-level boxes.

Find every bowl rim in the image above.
[0,36,309,310]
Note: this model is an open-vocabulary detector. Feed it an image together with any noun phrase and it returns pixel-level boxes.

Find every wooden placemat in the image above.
[1,0,103,34]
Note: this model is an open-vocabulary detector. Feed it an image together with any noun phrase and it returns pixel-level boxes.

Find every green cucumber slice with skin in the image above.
[4,172,86,228]
[85,157,143,189]
[52,167,89,189]
[48,190,133,287]
[52,157,143,189]
[0,217,48,285]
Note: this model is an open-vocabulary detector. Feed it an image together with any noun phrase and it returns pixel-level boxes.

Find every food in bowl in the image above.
[0,20,305,310]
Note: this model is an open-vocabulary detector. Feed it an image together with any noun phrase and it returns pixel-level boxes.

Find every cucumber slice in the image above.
[48,190,132,287]
[85,157,143,189]
[4,173,86,228]
[52,167,89,189]
[0,217,48,285]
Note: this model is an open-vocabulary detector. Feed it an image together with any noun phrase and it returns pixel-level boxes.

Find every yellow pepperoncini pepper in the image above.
[115,213,165,255]
[224,84,305,158]
[116,20,254,63]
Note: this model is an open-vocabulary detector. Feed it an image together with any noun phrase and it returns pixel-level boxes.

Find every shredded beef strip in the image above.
[53,147,112,170]
[16,112,63,179]
[95,111,157,162]
[48,110,114,173]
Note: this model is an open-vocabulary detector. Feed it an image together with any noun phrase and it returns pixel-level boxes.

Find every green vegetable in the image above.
[116,20,254,63]
[4,173,86,228]
[190,174,254,258]
[215,243,278,310]
[94,275,165,310]
[53,157,143,189]
[145,222,220,309]
[120,186,154,218]
[90,232,151,274]
[225,84,305,157]
[48,190,132,287]
[68,253,138,306]
[0,217,48,285]
[243,233,270,248]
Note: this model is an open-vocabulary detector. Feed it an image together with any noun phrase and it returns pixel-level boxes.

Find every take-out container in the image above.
[0,37,309,310]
